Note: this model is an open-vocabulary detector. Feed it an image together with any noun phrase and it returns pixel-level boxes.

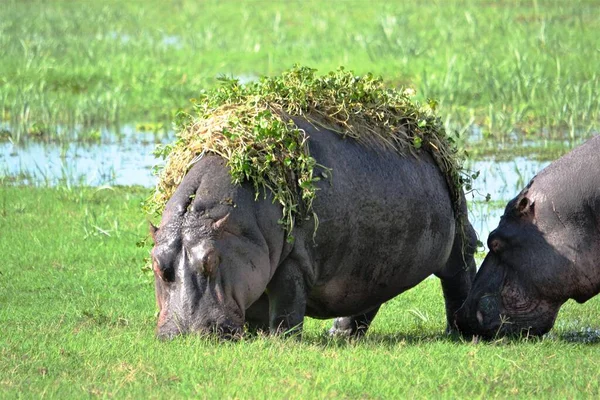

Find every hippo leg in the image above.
[266,259,308,336]
[329,305,381,338]
[244,293,270,334]
[436,221,477,333]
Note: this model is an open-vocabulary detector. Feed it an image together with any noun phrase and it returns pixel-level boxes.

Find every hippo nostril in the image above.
[219,325,243,340]
[156,329,177,341]
[454,306,478,337]
[214,319,243,340]
[156,317,187,340]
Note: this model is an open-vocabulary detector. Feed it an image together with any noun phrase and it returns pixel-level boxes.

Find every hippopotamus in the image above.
[455,135,600,338]
[150,118,477,339]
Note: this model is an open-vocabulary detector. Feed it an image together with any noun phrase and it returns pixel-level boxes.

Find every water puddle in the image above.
[105,31,183,49]
[0,125,173,187]
[464,157,550,242]
[466,158,549,201]
[1,136,549,194]
[161,35,183,49]
[234,74,259,84]
[556,327,600,344]
[1,128,555,244]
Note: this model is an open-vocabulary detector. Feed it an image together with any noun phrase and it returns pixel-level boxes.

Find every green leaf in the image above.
[413,136,423,149]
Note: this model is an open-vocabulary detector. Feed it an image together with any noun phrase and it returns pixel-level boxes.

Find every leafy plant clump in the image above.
[146,66,471,238]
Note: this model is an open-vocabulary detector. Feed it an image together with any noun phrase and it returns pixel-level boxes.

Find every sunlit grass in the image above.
[1,186,599,398]
[1,0,599,144]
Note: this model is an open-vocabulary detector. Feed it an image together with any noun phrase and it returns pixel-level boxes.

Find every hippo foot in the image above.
[444,325,463,340]
[328,317,368,339]
[328,326,354,337]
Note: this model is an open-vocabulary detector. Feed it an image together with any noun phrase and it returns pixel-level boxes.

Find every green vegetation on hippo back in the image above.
[146,66,477,340]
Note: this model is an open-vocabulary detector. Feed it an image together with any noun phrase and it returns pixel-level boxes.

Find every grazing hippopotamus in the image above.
[150,118,477,339]
[455,135,600,338]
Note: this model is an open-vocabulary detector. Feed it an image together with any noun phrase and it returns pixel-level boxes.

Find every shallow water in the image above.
[0,130,550,194]
[464,157,551,242]
[0,125,171,187]
[0,127,554,244]
[465,158,550,201]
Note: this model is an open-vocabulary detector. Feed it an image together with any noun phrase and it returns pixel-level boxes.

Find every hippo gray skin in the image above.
[150,118,477,339]
[455,135,600,338]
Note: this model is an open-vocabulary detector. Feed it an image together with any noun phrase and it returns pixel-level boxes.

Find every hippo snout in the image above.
[455,294,502,338]
[157,317,243,340]
[204,322,244,340]
[156,319,183,340]
[156,327,180,341]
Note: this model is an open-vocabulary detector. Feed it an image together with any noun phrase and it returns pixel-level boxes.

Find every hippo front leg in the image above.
[266,258,308,336]
[244,293,270,334]
[439,265,475,334]
[329,305,381,338]
[437,220,477,333]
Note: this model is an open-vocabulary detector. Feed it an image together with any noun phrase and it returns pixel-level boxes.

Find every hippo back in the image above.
[293,119,457,317]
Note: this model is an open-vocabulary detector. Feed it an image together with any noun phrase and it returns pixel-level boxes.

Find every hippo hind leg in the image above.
[329,305,381,338]
[435,218,477,333]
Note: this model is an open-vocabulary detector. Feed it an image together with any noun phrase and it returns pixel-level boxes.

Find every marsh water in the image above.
[1,126,556,243]
[0,125,165,187]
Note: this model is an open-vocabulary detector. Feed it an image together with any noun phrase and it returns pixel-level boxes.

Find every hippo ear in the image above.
[149,222,159,241]
[517,197,535,218]
[212,213,230,233]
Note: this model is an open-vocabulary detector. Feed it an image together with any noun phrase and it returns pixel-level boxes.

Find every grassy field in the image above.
[1,0,600,144]
[1,187,599,398]
[3,0,600,398]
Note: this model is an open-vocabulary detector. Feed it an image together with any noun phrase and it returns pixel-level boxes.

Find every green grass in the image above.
[3,1,599,397]
[2,186,599,398]
[1,0,599,144]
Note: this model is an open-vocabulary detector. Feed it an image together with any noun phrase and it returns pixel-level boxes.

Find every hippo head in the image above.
[455,192,571,338]
[150,208,272,339]
[149,159,278,340]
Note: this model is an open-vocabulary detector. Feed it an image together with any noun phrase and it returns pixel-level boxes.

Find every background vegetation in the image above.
[1,0,599,148]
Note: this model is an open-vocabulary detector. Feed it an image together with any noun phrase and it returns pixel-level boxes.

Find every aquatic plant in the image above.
[146,66,470,239]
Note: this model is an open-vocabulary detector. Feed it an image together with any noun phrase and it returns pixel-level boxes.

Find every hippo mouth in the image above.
[454,292,503,339]
[157,323,244,341]
[157,312,244,340]
[455,288,557,339]
[453,256,548,339]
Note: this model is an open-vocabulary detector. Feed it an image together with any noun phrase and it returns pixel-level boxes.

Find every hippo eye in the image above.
[153,256,175,283]
[487,230,506,254]
[152,259,163,279]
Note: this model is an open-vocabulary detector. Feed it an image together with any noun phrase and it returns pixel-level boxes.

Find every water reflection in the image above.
[0,125,172,187]
[464,158,551,243]
[466,158,549,201]
[1,128,555,245]
[1,136,549,192]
